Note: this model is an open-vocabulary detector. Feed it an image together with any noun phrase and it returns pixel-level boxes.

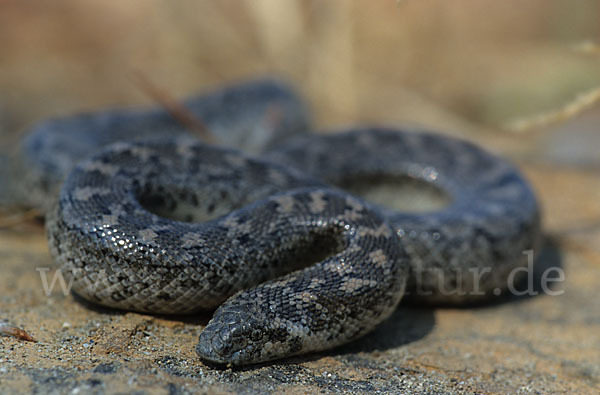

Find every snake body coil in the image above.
[47,137,407,365]
[265,129,540,305]
[9,80,541,365]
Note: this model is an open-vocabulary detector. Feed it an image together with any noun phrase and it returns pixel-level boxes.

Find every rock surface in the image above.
[1,124,599,394]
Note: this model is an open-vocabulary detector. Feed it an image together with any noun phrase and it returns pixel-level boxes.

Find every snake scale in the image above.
[5,79,541,365]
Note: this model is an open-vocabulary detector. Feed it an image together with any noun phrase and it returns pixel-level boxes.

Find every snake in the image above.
[4,79,541,365]
[4,79,309,212]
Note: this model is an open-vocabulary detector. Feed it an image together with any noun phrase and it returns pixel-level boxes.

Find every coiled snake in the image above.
[6,79,541,365]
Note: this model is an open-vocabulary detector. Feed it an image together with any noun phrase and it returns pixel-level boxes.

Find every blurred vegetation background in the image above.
[1,0,600,142]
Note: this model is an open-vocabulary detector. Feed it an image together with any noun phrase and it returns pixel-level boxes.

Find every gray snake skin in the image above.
[264,130,541,305]
[5,79,308,212]
[6,79,541,365]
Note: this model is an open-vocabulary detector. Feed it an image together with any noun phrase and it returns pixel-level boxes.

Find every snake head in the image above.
[196,299,304,366]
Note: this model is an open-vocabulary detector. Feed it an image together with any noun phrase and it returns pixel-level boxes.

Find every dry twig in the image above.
[0,322,37,342]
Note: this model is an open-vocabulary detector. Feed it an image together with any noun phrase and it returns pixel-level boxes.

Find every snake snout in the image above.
[196,307,261,365]
[196,299,303,366]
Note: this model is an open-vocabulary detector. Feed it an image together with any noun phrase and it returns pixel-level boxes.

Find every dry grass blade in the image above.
[506,87,600,133]
[131,71,218,144]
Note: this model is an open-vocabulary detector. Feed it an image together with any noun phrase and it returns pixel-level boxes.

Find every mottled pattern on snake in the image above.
[46,137,407,365]
[45,128,541,365]
[5,79,309,211]
[7,79,541,365]
[265,129,541,304]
